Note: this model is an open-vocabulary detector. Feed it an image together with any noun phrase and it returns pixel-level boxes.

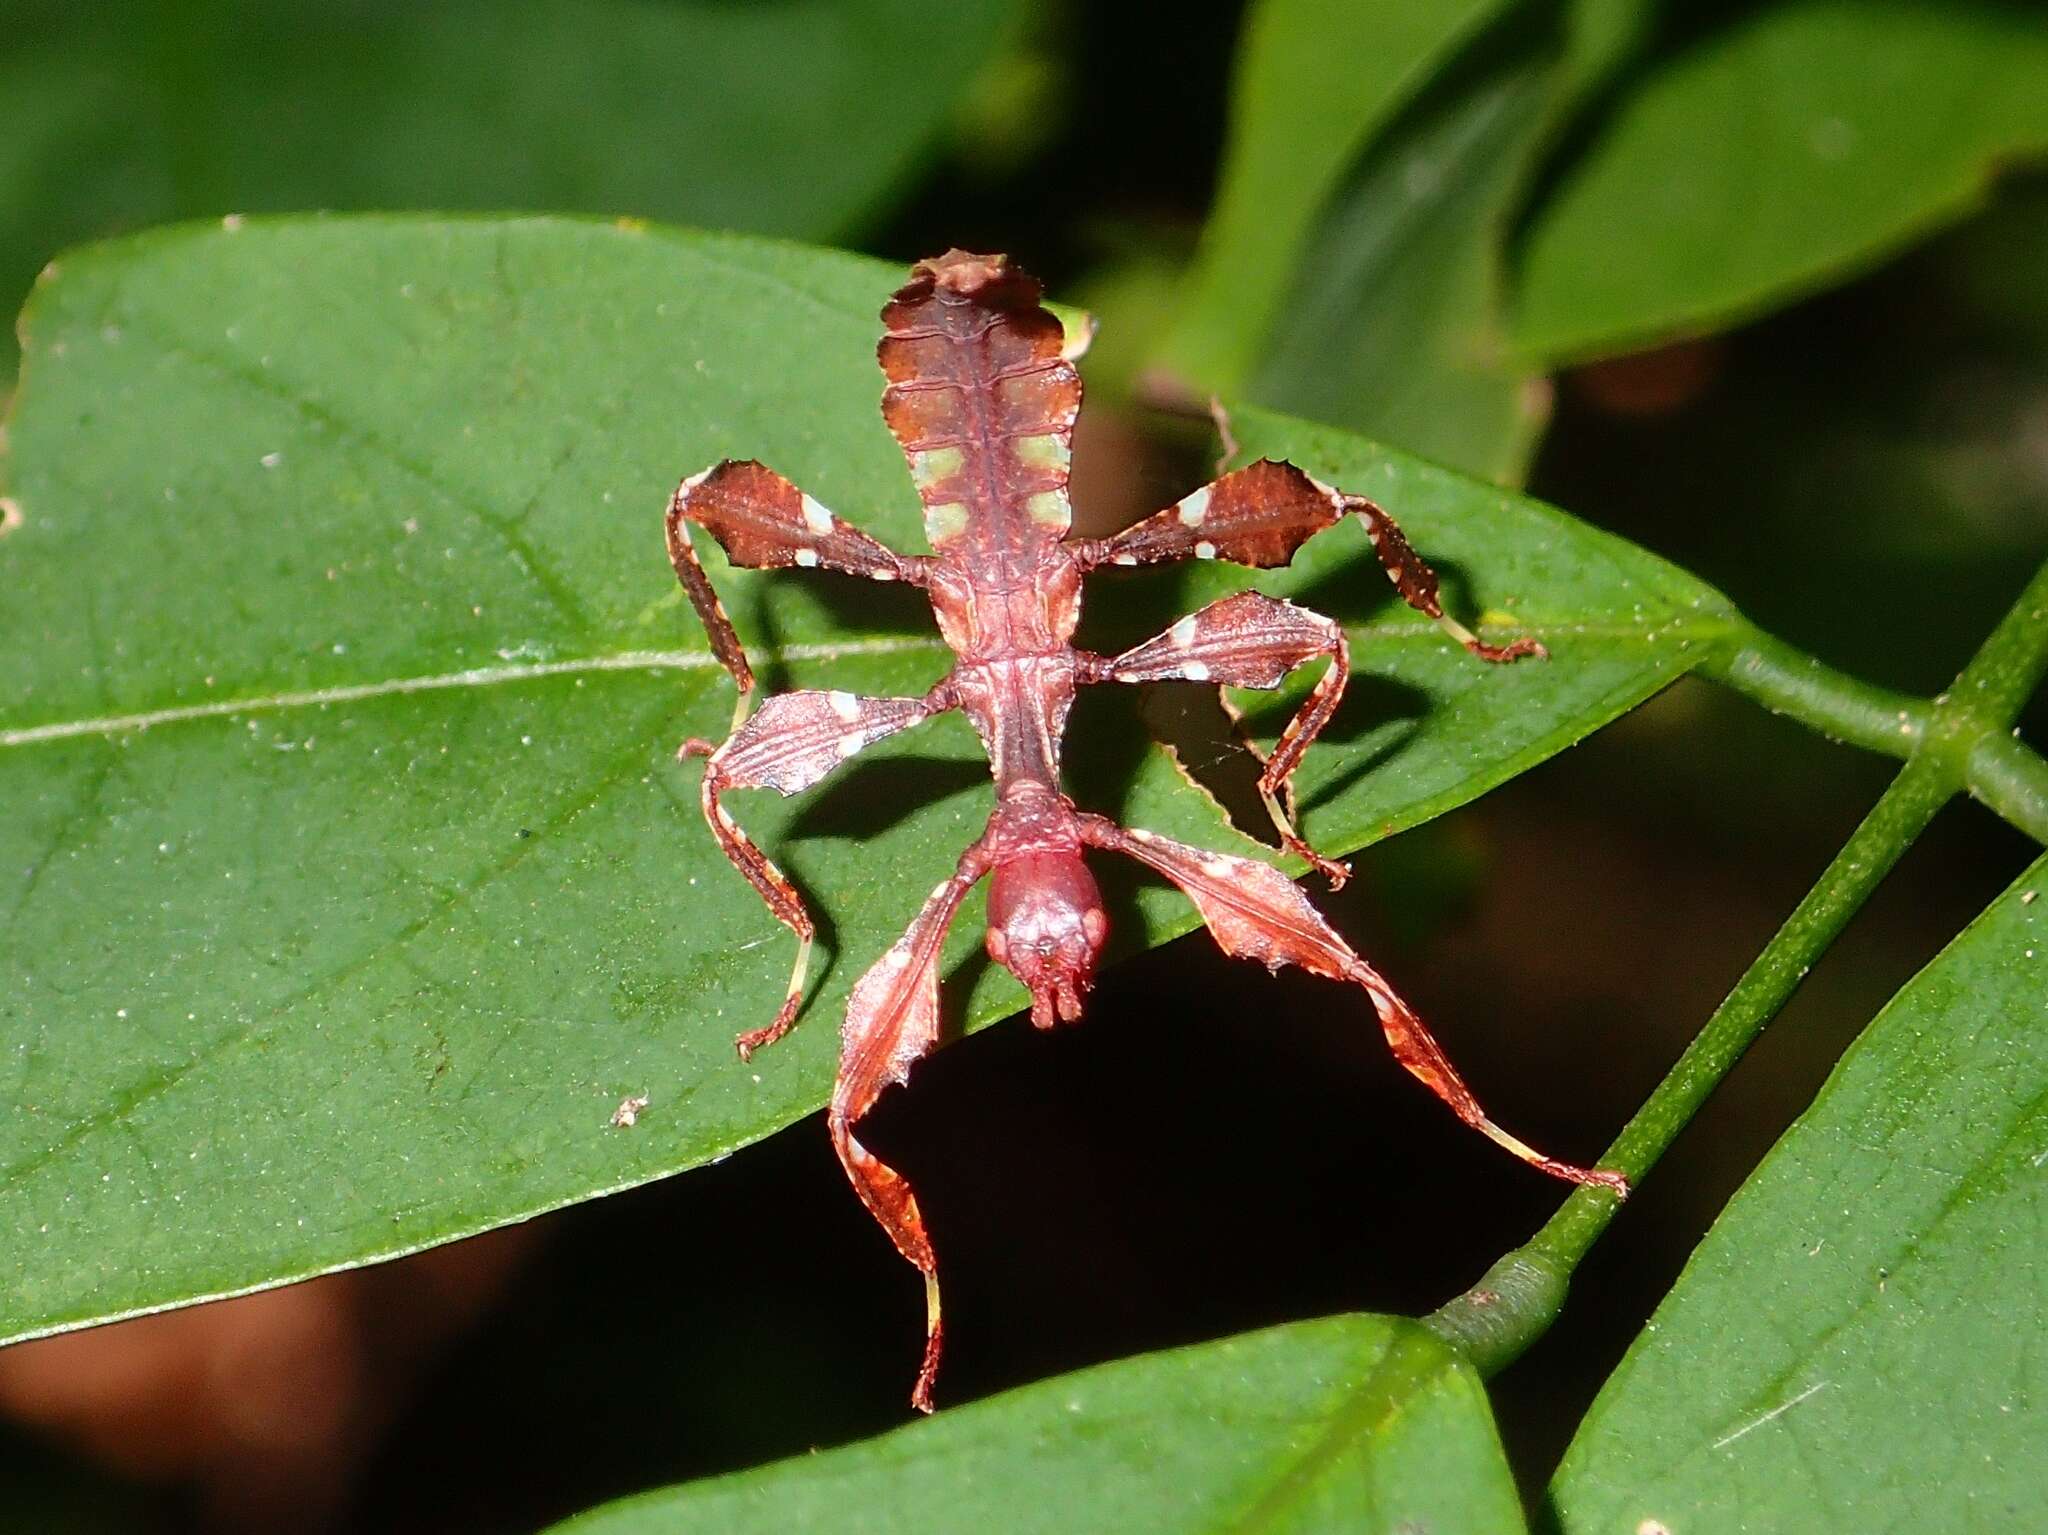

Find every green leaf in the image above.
[1551,854,2048,1532]
[1514,0,2048,363]
[0,218,1730,1346]
[0,0,1020,379]
[1241,13,1558,482]
[1154,1,1653,480]
[1154,0,1513,394]
[550,1316,1527,1535]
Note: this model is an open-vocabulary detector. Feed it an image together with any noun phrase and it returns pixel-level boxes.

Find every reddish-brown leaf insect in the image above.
[665,251,1626,1412]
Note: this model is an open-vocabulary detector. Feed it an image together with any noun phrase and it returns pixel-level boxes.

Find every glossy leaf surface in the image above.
[1552,854,2048,1532]
[1,218,1728,1344]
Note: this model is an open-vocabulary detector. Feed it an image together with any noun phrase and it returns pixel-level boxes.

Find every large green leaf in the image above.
[1551,853,2048,1531]
[0,0,1020,379]
[1153,0,1512,395]
[552,1315,1526,1535]
[1153,0,1653,481]
[1514,0,2048,363]
[0,218,1729,1346]
[1242,13,1558,482]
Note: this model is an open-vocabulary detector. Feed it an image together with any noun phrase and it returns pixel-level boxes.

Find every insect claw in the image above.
[734,991,802,1060]
[909,1268,945,1413]
[1278,832,1350,889]
[1565,1164,1631,1197]
[1474,635,1547,663]
[678,736,717,761]
[910,1318,944,1414]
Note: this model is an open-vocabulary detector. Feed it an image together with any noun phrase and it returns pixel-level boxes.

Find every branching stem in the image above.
[1428,559,2048,1377]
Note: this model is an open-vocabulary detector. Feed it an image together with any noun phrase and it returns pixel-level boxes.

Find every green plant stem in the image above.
[1429,559,2048,1377]
[1707,618,2048,846]
[1705,629,1929,756]
[1967,734,2048,847]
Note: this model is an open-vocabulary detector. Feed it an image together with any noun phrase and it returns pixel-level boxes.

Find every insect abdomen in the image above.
[877,250,1080,552]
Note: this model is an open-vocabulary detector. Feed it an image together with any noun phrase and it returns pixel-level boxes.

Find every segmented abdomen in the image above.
[877,250,1080,553]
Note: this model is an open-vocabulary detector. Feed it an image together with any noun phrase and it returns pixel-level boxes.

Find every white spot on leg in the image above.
[837,733,865,759]
[1169,616,1200,648]
[794,548,820,567]
[1113,553,1140,566]
[801,494,834,535]
[828,690,862,721]
[1199,856,1237,879]
[1182,661,1211,682]
[1176,487,1210,527]
[1195,541,1217,560]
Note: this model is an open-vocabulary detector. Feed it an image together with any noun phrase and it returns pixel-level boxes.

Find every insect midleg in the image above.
[686,755,815,1059]
[1084,590,1353,885]
[682,688,954,1058]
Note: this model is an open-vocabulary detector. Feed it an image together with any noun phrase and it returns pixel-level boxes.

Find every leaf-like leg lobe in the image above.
[1076,817,1626,1194]
[1075,457,1543,663]
[1091,590,1352,884]
[696,687,954,1057]
[664,460,930,698]
[831,842,994,1411]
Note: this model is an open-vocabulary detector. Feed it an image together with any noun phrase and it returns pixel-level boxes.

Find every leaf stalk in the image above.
[1429,558,2048,1376]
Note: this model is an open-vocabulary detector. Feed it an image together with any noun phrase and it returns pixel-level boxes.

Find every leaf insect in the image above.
[664,251,1626,1411]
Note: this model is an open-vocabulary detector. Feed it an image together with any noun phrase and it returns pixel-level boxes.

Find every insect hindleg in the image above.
[832,840,993,1412]
[1084,590,1352,885]
[1075,814,1628,1193]
[686,686,954,1058]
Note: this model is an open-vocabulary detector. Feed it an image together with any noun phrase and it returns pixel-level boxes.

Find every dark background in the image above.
[3,1,2044,1529]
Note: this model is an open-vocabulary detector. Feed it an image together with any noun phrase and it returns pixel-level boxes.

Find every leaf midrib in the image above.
[0,617,1742,747]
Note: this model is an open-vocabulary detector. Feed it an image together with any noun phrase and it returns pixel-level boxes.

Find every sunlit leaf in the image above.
[1154,0,1655,480]
[1153,0,1512,395]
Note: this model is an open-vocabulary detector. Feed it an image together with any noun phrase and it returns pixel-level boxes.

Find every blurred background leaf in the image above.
[1550,854,2048,1532]
[1152,0,1513,398]
[1148,0,1664,482]
[0,0,1024,382]
[555,1317,1528,1535]
[1513,0,2048,364]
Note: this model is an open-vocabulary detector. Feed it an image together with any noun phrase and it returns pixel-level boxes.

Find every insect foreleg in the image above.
[666,460,930,729]
[1083,591,1352,885]
[832,839,994,1413]
[686,686,954,1058]
[1075,815,1628,1194]
[1075,458,1542,663]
